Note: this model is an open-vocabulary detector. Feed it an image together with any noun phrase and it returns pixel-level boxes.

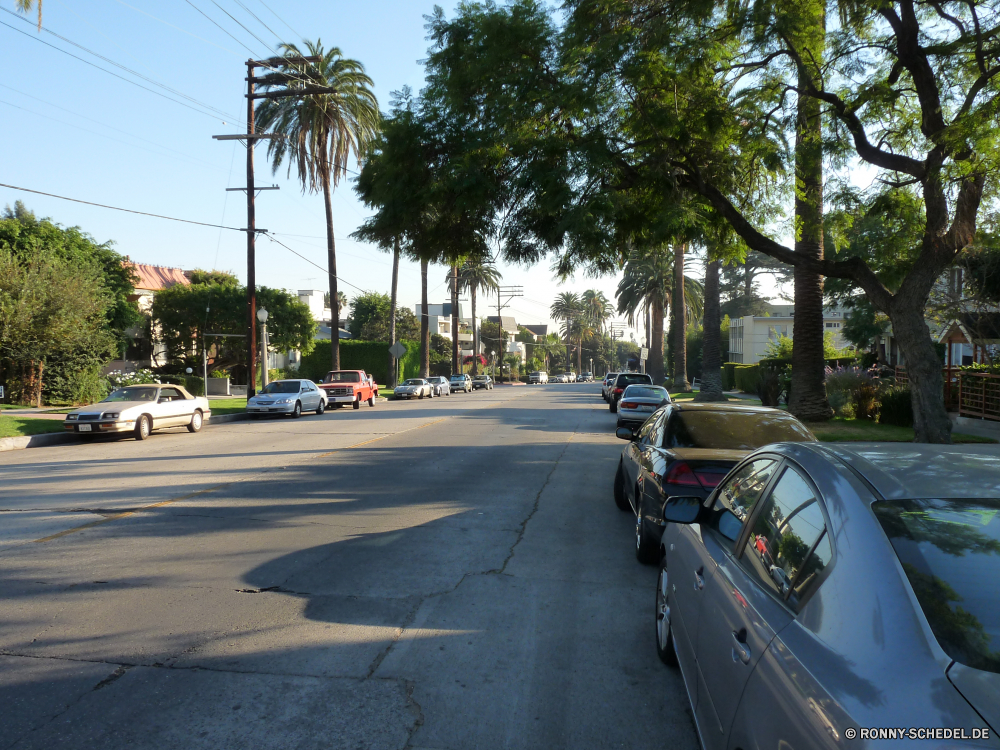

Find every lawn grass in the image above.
[379,387,395,398]
[206,397,248,416]
[0,415,65,438]
[807,417,996,444]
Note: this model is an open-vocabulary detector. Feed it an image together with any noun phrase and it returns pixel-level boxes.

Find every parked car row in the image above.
[527,371,595,384]
[607,396,1000,747]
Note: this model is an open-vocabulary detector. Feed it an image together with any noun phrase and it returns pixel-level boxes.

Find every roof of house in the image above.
[487,315,518,331]
[129,263,191,291]
[938,312,1000,344]
[523,324,548,337]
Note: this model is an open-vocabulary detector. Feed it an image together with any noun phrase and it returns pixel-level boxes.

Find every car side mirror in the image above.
[615,427,637,441]
[662,496,705,524]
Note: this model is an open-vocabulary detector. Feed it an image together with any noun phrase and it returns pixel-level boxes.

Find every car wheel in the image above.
[187,410,203,433]
[291,401,302,419]
[418,391,424,399]
[134,414,151,441]
[656,554,678,666]
[353,397,361,410]
[613,462,630,511]
[635,498,659,564]
[316,400,325,415]
[368,394,375,407]
[609,401,617,413]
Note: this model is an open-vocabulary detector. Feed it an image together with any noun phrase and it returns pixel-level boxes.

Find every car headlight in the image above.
[102,412,120,419]
[276,398,293,404]
[66,414,78,421]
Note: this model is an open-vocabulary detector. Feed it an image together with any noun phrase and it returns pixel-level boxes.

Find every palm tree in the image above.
[551,292,581,373]
[256,41,380,371]
[457,257,501,374]
[695,257,724,401]
[617,249,672,383]
[535,334,564,371]
[581,289,613,333]
[15,0,41,29]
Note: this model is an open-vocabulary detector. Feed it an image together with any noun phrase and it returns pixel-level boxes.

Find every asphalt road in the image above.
[0,384,699,750]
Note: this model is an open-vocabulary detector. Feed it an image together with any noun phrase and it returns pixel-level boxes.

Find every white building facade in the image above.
[728,304,850,364]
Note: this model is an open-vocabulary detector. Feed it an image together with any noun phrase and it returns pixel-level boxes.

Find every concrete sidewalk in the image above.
[952,414,1000,440]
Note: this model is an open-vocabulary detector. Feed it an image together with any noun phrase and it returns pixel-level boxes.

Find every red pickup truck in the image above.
[318,370,378,409]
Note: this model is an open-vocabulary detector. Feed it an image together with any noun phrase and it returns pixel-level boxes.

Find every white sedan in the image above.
[64,384,211,440]
[394,379,434,399]
[247,379,326,418]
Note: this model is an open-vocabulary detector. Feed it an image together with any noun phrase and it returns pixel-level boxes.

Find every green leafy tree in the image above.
[256,41,380,371]
[456,256,501,374]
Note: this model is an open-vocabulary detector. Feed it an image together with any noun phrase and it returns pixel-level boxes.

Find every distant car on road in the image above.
[427,376,451,396]
[472,375,494,390]
[614,402,815,562]
[318,369,377,409]
[565,371,577,382]
[247,379,326,419]
[552,373,568,383]
[449,374,472,393]
[394,378,434,399]
[616,384,670,428]
[65,384,211,440]
[528,371,549,384]
[609,372,654,412]
[579,372,594,382]
[602,373,619,401]
[655,442,1000,750]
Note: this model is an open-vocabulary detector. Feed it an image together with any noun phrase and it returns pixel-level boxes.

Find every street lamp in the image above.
[257,308,269,389]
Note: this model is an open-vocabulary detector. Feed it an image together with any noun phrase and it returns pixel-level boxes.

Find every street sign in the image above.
[640,347,649,361]
[0,385,4,399]
[389,341,408,359]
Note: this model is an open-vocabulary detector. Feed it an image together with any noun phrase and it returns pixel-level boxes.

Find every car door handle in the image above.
[693,567,704,591]
[732,630,750,664]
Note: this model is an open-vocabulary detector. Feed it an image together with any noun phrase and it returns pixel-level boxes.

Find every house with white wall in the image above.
[728,304,850,364]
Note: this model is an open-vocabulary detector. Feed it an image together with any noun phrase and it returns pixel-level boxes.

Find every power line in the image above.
[256,0,302,40]
[231,0,282,43]
[264,235,369,294]
[207,0,274,52]
[0,15,241,124]
[181,0,260,57]
[113,0,241,57]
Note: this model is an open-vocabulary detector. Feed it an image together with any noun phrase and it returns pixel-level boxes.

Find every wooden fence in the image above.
[894,366,961,409]
[959,372,1000,421]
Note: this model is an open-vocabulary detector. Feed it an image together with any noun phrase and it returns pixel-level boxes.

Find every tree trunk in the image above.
[576,335,583,374]
[672,244,690,389]
[420,259,430,378]
[696,259,724,401]
[787,5,832,422]
[890,301,952,442]
[388,238,400,387]
[471,283,479,375]
[649,296,665,384]
[451,264,459,375]
[322,174,340,370]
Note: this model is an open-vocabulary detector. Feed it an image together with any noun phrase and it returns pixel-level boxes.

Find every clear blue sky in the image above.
[0,0,699,341]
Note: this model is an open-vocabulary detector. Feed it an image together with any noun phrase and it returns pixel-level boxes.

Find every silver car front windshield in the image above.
[260,382,300,394]
[103,387,157,402]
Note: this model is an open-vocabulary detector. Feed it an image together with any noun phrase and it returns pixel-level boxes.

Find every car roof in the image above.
[671,402,783,414]
[815,442,1000,500]
[117,383,163,387]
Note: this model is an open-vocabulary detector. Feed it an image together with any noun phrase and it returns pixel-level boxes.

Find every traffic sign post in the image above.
[389,342,408,385]
[640,347,649,361]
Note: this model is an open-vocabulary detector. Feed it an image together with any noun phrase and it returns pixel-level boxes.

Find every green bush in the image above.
[878,386,913,427]
[851,381,880,421]
[296,339,422,385]
[722,362,739,391]
[734,364,760,393]
[183,376,205,397]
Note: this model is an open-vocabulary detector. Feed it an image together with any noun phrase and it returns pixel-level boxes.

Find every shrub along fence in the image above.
[297,340,421,385]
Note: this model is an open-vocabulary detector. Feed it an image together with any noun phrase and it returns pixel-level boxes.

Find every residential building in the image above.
[114,263,191,371]
[728,304,850,364]
[521,324,548,341]
[416,303,475,356]
[486,315,527,359]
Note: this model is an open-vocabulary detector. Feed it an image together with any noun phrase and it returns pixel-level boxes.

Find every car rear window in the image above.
[623,386,667,400]
[260,381,299,394]
[873,499,1000,674]
[325,372,360,382]
[662,410,815,449]
[616,373,651,387]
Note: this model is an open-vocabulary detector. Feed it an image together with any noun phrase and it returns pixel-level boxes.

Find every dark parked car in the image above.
[655,442,1000,750]
[472,375,494,390]
[614,403,815,561]
[608,372,653,412]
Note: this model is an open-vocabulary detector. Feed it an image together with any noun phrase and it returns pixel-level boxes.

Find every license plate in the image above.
[78,424,92,432]
[640,405,654,411]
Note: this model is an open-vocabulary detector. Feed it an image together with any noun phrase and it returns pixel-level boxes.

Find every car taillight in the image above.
[664,462,727,490]
[621,401,637,409]
[614,387,624,394]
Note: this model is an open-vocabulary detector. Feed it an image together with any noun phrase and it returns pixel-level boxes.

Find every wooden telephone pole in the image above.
[214,55,322,396]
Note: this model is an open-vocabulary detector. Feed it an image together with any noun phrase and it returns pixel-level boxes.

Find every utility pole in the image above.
[214,55,321,397]
[495,285,523,380]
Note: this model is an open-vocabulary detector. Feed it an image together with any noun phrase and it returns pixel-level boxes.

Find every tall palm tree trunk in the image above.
[788,9,832,421]
[649,297,665,383]
[322,173,341,370]
[451,263,459,374]
[696,259,724,401]
[672,244,690,389]
[471,283,479,375]
[388,238,400,387]
[420,259,430,378]
[576,335,583,373]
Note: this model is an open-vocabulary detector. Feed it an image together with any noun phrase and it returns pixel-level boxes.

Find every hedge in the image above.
[734,364,760,393]
[722,362,738,391]
[297,339,422,385]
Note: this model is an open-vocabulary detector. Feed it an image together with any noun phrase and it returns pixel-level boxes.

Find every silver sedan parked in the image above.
[394,378,434,399]
[427,376,451,396]
[247,379,325,418]
[656,442,1000,749]
[615,384,670,428]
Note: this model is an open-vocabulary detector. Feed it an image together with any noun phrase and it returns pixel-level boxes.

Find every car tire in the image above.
[291,401,302,419]
[418,392,424,399]
[613,462,630,511]
[656,554,678,666]
[610,401,617,413]
[353,397,361,410]
[134,414,151,441]
[368,394,375,407]
[316,400,325,415]
[187,410,203,433]
[635,496,659,564]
